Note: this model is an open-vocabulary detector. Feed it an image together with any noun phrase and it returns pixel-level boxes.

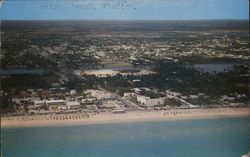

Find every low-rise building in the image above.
[102,100,119,109]
[189,95,199,99]
[137,95,165,107]
[58,105,67,110]
[70,90,77,95]
[133,88,141,93]
[66,101,81,110]
[33,100,45,108]
[123,92,136,98]
[220,95,235,103]
[46,100,66,106]
[86,89,114,100]
[81,98,96,105]
[45,100,66,111]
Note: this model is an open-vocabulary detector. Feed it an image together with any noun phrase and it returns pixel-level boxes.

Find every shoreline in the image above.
[1,108,249,128]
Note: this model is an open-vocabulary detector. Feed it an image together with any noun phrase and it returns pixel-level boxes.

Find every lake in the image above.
[193,63,236,73]
[79,64,152,72]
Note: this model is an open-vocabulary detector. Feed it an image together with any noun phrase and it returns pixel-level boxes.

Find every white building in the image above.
[66,101,81,110]
[86,90,114,100]
[137,95,165,107]
[12,97,40,104]
[123,92,136,98]
[189,95,199,99]
[58,105,67,110]
[43,100,66,111]
[81,98,96,105]
[70,90,77,95]
[132,88,142,93]
[102,100,119,109]
[220,95,235,102]
[33,100,45,107]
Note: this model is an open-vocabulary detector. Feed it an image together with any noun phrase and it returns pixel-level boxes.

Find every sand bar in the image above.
[1,108,249,128]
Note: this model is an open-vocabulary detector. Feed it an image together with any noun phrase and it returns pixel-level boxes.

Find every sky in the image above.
[0,0,249,20]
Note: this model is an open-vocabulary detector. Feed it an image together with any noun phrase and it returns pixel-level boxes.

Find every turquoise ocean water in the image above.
[2,117,250,157]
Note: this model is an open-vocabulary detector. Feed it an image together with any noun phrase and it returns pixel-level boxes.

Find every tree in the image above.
[164,98,182,107]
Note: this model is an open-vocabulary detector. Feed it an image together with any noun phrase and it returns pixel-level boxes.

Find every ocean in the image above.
[2,117,249,157]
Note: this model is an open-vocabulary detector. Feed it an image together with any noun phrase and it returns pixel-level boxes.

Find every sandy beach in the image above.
[1,107,249,128]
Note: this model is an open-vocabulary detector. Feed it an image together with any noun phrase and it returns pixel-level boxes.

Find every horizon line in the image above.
[2,19,249,22]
